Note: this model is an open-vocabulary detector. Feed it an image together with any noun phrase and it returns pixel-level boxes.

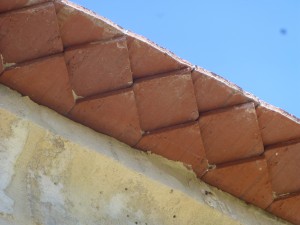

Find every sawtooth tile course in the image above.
[0,1,299,224]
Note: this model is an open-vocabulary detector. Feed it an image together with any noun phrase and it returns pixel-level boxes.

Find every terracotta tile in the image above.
[127,36,187,79]
[136,122,208,177]
[68,89,142,146]
[0,3,63,63]
[192,70,251,112]
[133,69,199,131]
[55,1,123,47]
[64,37,132,97]
[202,158,274,209]
[267,195,300,225]
[265,142,300,195]
[0,55,74,114]
[199,102,264,165]
[256,105,300,146]
[0,0,49,13]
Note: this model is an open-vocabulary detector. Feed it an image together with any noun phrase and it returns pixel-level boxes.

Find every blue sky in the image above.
[72,0,300,118]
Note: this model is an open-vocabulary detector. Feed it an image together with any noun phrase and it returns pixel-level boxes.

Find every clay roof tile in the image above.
[0,1,299,223]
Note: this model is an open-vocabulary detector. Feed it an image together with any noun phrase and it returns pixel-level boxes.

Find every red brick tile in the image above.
[0,3,63,63]
[265,142,300,195]
[256,105,300,146]
[64,37,132,97]
[0,55,74,114]
[199,102,264,165]
[0,0,48,13]
[267,195,300,225]
[136,122,208,177]
[202,158,274,209]
[68,89,142,146]
[127,36,187,79]
[55,1,123,47]
[133,69,199,131]
[192,69,251,112]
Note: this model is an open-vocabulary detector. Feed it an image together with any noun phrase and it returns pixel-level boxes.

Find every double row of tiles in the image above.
[1,1,300,224]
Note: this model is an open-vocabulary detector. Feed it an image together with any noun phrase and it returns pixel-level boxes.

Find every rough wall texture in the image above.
[0,85,290,225]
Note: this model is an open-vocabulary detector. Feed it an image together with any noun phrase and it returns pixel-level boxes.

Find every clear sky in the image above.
[72,0,300,118]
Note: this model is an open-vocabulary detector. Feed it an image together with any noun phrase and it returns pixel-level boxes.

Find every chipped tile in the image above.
[0,0,49,13]
[127,36,187,79]
[192,70,250,112]
[0,3,63,63]
[267,194,300,225]
[136,122,208,177]
[265,142,300,195]
[256,105,300,146]
[0,55,74,114]
[202,158,273,209]
[64,37,132,97]
[55,1,123,47]
[133,69,199,131]
[68,89,142,146]
[199,102,264,165]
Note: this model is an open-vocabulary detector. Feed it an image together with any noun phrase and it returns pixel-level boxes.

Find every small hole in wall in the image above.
[204,190,213,196]
[173,215,176,218]
[125,187,128,191]
[127,215,130,218]
[135,222,138,224]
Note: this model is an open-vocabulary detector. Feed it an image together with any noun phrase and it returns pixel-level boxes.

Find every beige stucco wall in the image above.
[0,85,290,225]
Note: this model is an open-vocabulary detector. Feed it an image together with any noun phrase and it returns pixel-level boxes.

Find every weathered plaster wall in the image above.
[0,85,290,225]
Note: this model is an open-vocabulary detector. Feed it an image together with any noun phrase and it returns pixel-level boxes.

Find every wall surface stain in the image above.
[0,85,290,225]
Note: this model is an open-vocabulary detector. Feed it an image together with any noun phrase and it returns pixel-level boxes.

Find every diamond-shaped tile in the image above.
[192,69,251,112]
[133,69,199,131]
[267,194,300,225]
[265,142,300,195]
[55,1,123,47]
[64,37,132,97]
[68,88,142,146]
[127,35,187,79]
[256,105,300,146]
[0,3,63,63]
[0,55,74,114]
[199,102,264,165]
[136,122,208,177]
[202,158,273,209]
